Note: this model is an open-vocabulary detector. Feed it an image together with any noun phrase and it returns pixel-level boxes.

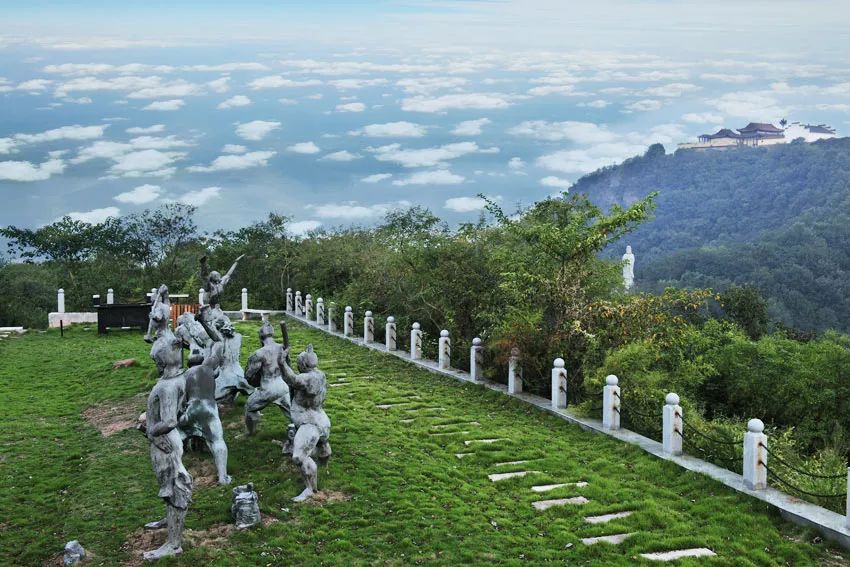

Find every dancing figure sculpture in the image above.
[243,321,292,438]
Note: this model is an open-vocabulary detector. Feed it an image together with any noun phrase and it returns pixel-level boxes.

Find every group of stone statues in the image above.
[137,256,331,561]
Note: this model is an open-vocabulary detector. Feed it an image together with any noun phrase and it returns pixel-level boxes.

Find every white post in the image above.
[316,298,325,325]
[57,288,65,313]
[470,337,483,381]
[198,287,205,306]
[295,291,303,316]
[286,288,293,312]
[551,358,567,409]
[602,375,620,430]
[410,323,422,360]
[385,316,397,351]
[508,347,522,394]
[328,303,336,332]
[363,311,374,344]
[343,306,354,337]
[662,393,683,456]
[438,330,451,369]
[106,288,114,305]
[305,294,313,321]
[150,287,157,303]
[241,288,249,311]
[743,419,768,490]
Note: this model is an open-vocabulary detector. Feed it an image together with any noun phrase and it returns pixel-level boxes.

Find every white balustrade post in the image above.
[602,375,621,430]
[385,317,397,351]
[343,306,354,337]
[662,393,683,456]
[241,288,249,311]
[57,288,65,313]
[286,288,293,312]
[150,287,157,303]
[295,291,303,316]
[106,288,114,305]
[508,347,522,394]
[316,298,325,325]
[438,330,451,369]
[305,294,313,321]
[198,287,205,306]
[551,358,567,409]
[328,303,336,332]
[470,337,483,381]
[410,323,422,360]
[743,419,768,490]
[363,311,374,344]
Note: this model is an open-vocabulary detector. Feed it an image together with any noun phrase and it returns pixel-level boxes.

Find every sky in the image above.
[2,0,849,235]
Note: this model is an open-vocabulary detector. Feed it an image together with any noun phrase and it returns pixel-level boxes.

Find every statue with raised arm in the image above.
[243,321,292,438]
[622,245,635,291]
[281,342,331,502]
[200,254,245,309]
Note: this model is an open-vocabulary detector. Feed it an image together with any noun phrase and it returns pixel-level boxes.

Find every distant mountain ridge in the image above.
[578,137,850,331]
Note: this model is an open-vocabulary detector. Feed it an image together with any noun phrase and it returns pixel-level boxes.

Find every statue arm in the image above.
[195,310,222,342]
[221,254,245,287]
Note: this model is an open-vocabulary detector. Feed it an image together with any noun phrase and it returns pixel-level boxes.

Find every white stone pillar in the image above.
[316,298,325,325]
[343,306,354,337]
[241,288,249,311]
[385,316,397,351]
[551,358,567,409]
[743,419,768,490]
[106,288,114,305]
[198,287,205,306]
[410,322,422,360]
[470,337,483,381]
[328,303,336,332]
[295,291,303,316]
[363,311,374,344]
[508,347,522,394]
[662,393,683,456]
[305,294,313,321]
[286,288,293,312]
[602,375,620,430]
[57,289,65,313]
[150,287,157,303]
[438,330,451,369]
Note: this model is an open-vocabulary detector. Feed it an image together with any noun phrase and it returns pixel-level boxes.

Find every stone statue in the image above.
[243,321,292,438]
[200,254,244,308]
[145,284,172,345]
[231,483,261,529]
[622,245,635,290]
[175,311,212,367]
[281,343,331,502]
[139,301,192,561]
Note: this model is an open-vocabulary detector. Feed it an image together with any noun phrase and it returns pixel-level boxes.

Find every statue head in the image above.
[626,245,632,254]
[215,316,235,337]
[157,283,169,301]
[258,321,274,340]
[297,344,318,372]
[177,312,194,327]
[209,270,222,284]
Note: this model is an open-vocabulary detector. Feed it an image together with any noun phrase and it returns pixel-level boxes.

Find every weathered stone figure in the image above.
[145,284,172,345]
[175,311,212,367]
[197,313,252,403]
[281,343,331,502]
[622,245,635,290]
[200,254,245,308]
[243,321,292,437]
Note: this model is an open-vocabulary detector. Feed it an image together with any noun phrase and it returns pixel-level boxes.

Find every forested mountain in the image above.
[580,138,850,331]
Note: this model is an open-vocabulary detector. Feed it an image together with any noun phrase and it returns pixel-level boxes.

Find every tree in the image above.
[720,285,769,340]
[121,203,198,282]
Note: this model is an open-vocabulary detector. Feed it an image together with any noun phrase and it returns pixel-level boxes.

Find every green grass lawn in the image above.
[1,320,847,566]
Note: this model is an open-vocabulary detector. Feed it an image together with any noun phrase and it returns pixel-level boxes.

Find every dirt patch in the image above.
[82,393,147,437]
[42,549,95,567]
[185,458,219,489]
[304,490,352,506]
[120,527,167,566]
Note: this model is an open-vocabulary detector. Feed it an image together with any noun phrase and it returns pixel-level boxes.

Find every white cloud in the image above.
[536,142,647,175]
[641,83,701,97]
[351,121,427,138]
[508,157,525,170]
[0,158,65,181]
[206,77,230,93]
[321,150,360,161]
[681,112,724,124]
[179,186,221,206]
[527,84,577,97]
[451,118,491,136]
[336,102,366,112]
[309,200,412,220]
[329,78,388,90]
[401,93,511,113]
[114,184,162,204]
[127,80,204,99]
[699,73,754,84]
[444,195,493,212]
[43,62,269,75]
[14,124,108,144]
[578,99,610,108]
[66,206,120,223]
[248,76,322,89]
[126,124,165,134]
[281,59,440,75]
[625,99,663,111]
[143,99,184,111]
[235,120,281,141]
[0,138,17,154]
[222,144,247,154]
[108,149,183,178]
[217,95,251,109]
[370,141,481,168]
[64,96,93,104]
[278,97,298,105]
[392,169,465,186]
[707,91,788,121]
[508,120,616,143]
[72,135,192,164]
[361,173,392,183]
[287,142,320,154]
[540,176,572,190]
[288,220,322,236]
[187,150,276,172]
[396,77,468,95]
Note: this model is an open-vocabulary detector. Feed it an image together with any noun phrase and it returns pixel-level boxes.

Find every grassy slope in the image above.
[0,320,846,566]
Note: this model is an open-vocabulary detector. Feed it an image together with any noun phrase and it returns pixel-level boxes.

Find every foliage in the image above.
[719,285,769,340]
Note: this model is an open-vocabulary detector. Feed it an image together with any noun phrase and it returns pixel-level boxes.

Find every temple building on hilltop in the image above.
[679,120,837,150]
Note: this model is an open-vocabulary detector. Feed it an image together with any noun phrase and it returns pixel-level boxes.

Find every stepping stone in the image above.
[432,421,479,428]
[532,496,589,511]
[581,533,635,546]
[429,430,469,437]
[329,382,351,388]
[376,403,411,409]
[455,453,473,459]
[405,407,446,413]
[488,471,540,482]
[399,418,415,424]
[464,438,502,446]
[531,482,588,492]
[494,460,531,467]
[584,511,634,524]
[640,549,716,561]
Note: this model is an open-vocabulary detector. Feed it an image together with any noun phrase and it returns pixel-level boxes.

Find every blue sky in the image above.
[1,1,849,235]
